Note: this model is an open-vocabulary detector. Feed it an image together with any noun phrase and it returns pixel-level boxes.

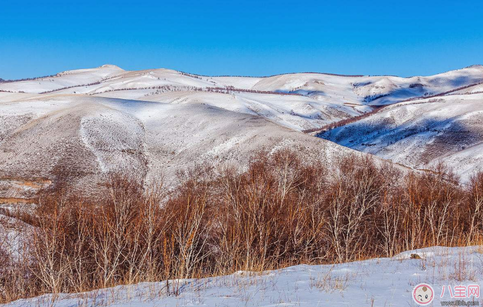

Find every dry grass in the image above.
[309,267,352,293]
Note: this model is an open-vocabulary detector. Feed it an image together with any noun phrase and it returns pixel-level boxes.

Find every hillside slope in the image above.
[0,93,356,199]
[318,92,483,181]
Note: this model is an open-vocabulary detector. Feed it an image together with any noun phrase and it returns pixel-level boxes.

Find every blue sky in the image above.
[1,0,482,79]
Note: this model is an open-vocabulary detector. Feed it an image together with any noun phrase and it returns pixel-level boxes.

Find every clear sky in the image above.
[1,0,483,79]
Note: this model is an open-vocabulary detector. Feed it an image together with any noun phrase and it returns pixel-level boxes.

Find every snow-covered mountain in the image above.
[1,64,483,199]
[3,64,483,130]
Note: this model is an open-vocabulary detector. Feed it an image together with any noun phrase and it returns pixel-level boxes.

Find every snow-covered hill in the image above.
[1,64,483,197]
[0,93,355,200]
[2,65,483,131]
[4,246,483,307]
[318,92,483,181]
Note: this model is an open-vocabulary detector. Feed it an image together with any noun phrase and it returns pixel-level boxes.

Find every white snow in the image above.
[4,246,483,306]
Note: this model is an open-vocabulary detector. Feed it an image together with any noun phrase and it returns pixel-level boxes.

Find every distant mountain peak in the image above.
[465,64,483,69]
[99,64,123,70]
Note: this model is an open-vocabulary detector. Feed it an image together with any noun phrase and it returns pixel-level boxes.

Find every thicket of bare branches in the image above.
[2,150,483,303]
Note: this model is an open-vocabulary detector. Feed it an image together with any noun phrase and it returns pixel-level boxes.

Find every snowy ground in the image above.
[4,246,483,307]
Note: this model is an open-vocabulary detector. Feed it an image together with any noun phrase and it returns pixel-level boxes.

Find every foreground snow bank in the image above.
[5,246,483,307]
